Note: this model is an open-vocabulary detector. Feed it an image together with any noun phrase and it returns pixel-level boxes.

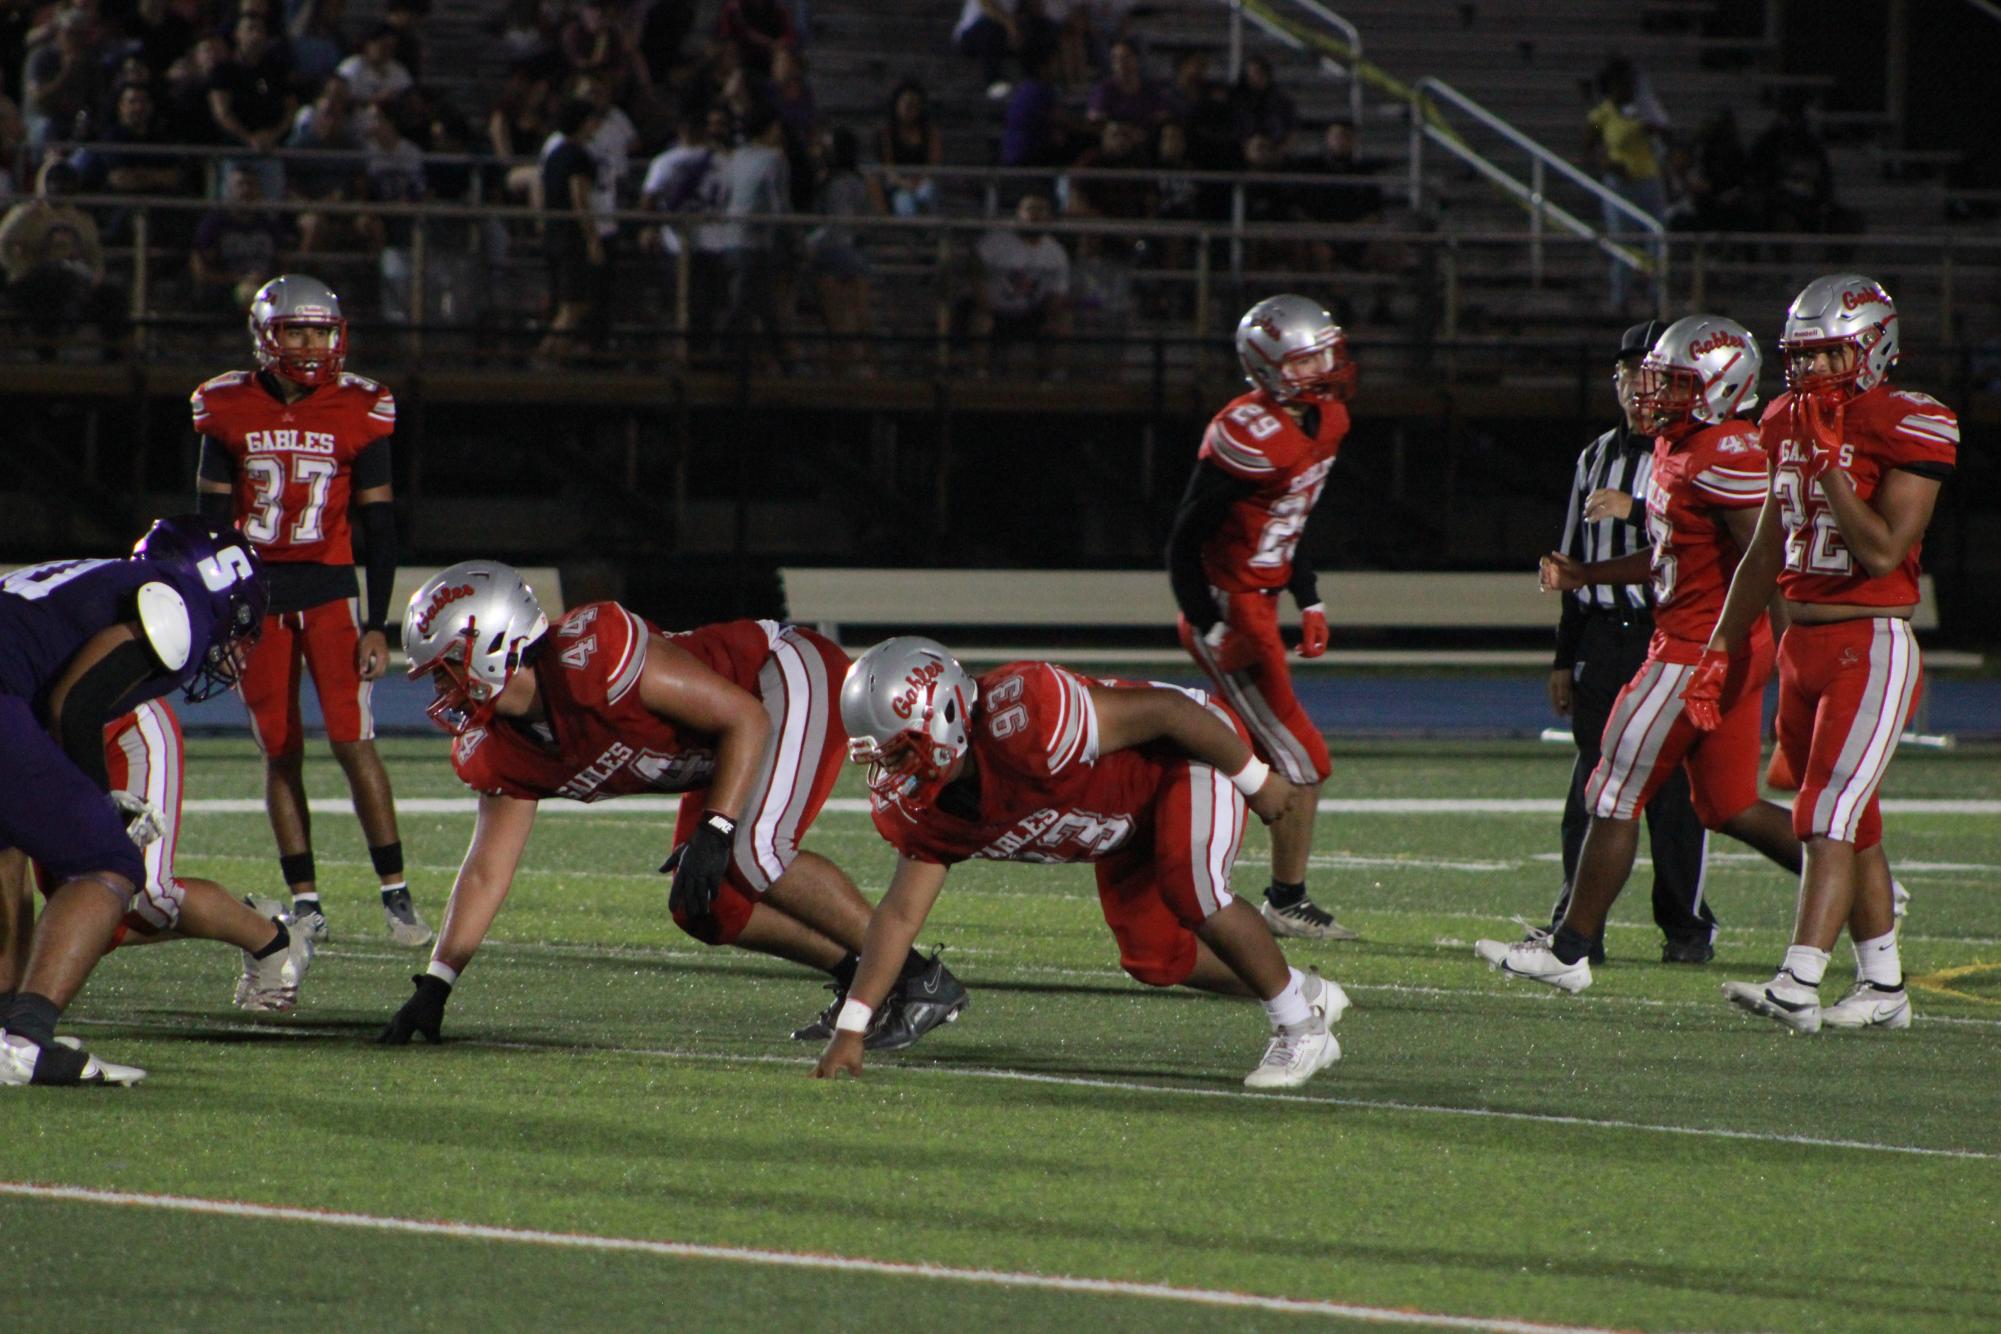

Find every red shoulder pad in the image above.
[1881,390,1959,468]
[548,602,650,710]
[980,662,1099,778]
[341,372,397,438]
[190,371,253,433]
[1201,398,1295,479]
[1689,423,1769,507]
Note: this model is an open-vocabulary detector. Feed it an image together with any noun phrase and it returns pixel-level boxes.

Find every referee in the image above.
[1546,320,1714,964]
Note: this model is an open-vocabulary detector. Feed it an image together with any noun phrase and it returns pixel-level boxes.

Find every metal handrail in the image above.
[1217,0,1365,131]
[1407,76,1665,304]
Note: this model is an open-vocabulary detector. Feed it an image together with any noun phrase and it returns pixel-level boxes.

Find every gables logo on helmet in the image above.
[1842,284,1889,312]
[891,661,945,720]
[1688,330,1746,357]
[414,582,476,637]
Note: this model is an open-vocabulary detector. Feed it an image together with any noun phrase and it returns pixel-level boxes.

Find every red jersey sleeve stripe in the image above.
[1204,421,1277,475]
[1895,416,1958,446]
[604,607,648,704]
[1045,670,1085,771]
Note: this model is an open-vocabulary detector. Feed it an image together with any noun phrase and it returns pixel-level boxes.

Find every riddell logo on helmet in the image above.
[415,583,475,635]
[1841,287,1884,311]
[1688,330,1745,356]
[891,662,944,719]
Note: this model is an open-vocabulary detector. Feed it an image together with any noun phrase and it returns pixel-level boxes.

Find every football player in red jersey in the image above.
[193,274,432,949]
[1692,276,1955,1033]
[812,637,1348,1089]
[13,698,315,1012]
[1476,316,1807,994]
[1168,294,1354,941]
[379,562,966,1049]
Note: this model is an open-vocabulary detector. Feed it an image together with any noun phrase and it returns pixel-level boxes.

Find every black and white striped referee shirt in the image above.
[1553,423,1653,668]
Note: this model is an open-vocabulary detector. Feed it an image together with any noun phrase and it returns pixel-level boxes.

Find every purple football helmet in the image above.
[131,516,268,701]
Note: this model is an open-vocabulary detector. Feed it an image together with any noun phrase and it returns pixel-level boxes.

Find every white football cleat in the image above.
[1261,894,1359,941]
[1475,935,1592,993]
[1303,970,1350,1027]
[235,907,315,1013]
[1244,1021,1340,1090]
[1722,972,1822,1034]
[0,1032,146,1086]
[381,887,435,947]
[1820,982,1912,1031]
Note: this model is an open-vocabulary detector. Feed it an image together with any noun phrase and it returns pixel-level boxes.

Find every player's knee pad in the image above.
[129,876,187,931]
[670,882,757,947]
[1115,935,1199,989]
[1693,791,1755,833]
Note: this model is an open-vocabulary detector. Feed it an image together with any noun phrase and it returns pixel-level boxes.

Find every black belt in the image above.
[1581,605,1652,631]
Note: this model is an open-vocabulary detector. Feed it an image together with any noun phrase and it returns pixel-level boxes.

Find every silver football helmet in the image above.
[249,273,347,387]
[840,636,979,809]
[1779,273,1897,397]
[1636,314,1761,432]
[1235,294,1354,403]
[403,560,549,734]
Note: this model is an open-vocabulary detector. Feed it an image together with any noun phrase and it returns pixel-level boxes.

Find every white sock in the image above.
[1262,968,1310,1029]
[1853,932,1902,988]
[1781,945,1830,989]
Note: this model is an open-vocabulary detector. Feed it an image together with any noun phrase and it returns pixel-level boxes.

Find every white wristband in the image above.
[1228,755,1271,796]
[425,959,460,987]
[834,998,873,1034]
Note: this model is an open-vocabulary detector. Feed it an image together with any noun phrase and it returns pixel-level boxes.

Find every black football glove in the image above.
[378,973,451,1045]
[664,810,736,920]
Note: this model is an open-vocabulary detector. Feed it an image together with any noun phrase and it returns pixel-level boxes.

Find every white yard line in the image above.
[0,1181,1631,1334]
[182,796,2001,816]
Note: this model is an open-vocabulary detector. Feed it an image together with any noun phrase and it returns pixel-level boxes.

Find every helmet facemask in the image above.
[256,316,348,387]
[1275,334,1356,403]
[1635,360,1704,436]
[1780,334,1870,398]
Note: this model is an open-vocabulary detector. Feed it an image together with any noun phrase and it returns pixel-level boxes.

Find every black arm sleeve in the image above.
[351,436,393,490]
[1285,517,1320,609]
[1165,461,1258,631]
[1553,593,1586,672]
[197,435,236,485]
[55,638,160,792]
[356,501,398,631]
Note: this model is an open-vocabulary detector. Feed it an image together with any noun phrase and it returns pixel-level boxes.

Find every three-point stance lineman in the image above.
[381,562,966,1048]
[1169,294,1355,941]
[814,637,1347,1089]
[0,517,265,1084]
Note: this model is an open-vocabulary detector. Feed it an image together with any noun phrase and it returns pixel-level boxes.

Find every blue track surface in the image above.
[178,669,2001,740]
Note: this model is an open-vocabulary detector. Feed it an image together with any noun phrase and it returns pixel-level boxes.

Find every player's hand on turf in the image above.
[1296,604,1329,659]
[812,1031,866,1079]
[667,811,736,921]
[356,628,390,682]
[378,974,451,1044]
[1538,552,1584,593]
[1247,771,1295,826]
[1679,649,1730,732]
[1794,395,1846,480]
[1582,488,1634,523]
[1547,668,1573,717]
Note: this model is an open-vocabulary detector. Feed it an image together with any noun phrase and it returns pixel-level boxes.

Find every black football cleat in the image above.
[867,953,969,1052]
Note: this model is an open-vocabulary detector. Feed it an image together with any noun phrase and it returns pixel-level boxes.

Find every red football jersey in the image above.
[870,662,1214,866]
[1642,419,1767,653]
[1197,389,1346,593]
[1759,385,1959,607]
[192,369,396,565]
[451,608,782,803]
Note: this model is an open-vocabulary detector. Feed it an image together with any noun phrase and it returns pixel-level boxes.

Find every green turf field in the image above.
[3,736,1998,1332]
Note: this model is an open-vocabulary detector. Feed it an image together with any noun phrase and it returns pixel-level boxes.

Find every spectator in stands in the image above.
[574,74,639,264]
[639,0,698,87]
[1000,46,1077,172]
[337,24,414,111]
[189,162,288,313]
[560,0,646,106]
[1053,0,1136,87]
[121,0,196,82]
[1666,107,1754,236]
[640,103,732,351]
[767,45,816,209]
[22,9,104,147]
[489,58,556,210]
[972,190,1070,376]
[1087,37,1163,127]
[1238,129,1297,269]
[164,33,230,143]
[805,124,876,374]
[1229,55,1294,153]
[536,95,604,363]
[1300,118,1386,248]
[383,0,427,79]
[86,80,188,196]
[1168,51,1239,223]
[288,78,363,256]
[354,106,426,320]
[1151,119,1196,223]
[1749,93,1844,236]
[208,12,295,201]
[285,0,347,86]
[496,0,558,64]
[952,0,1058,102]
[718,0,794,77]
[876,78,940,217]
[0,159,124,357]
[1064,117,1151,226]
[715,100,791,364]
[1583,55,1666,309]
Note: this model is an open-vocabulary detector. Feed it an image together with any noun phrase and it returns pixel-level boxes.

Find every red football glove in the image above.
[1679,648,1730,732]
[1793,394,1846,481]
[1296,603,1329,658]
